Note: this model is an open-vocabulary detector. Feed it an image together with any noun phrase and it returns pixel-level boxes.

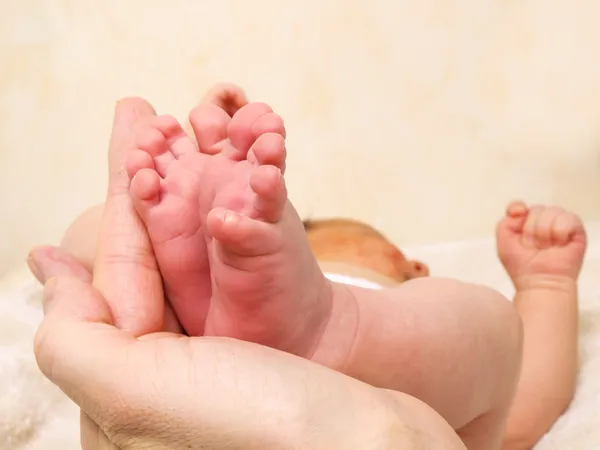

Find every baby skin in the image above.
[126,103,330,354]
[497,202,586,450]
[126,101,525,450]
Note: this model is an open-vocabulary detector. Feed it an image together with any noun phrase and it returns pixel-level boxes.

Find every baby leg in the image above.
[315,278,523,450]
[59,203,104,272]
[26,203,106,283]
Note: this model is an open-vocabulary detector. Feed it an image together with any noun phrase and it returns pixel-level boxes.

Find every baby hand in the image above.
[496,201,587,290]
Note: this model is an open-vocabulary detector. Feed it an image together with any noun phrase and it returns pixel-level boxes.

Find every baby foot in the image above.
[128,102,333,356]
[126,115,211,335]
[496,201,587,291]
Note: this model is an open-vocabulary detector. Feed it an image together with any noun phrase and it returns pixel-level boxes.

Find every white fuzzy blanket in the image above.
[2,227,600,449]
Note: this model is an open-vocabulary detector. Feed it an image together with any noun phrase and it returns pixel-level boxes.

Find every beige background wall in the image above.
[1,0,600,275]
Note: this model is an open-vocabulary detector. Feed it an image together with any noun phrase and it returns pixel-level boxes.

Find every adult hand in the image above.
[33,259,420,449]
[92,98,166,336]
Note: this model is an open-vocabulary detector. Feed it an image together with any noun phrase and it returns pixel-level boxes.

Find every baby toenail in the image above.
[222,210,240,225]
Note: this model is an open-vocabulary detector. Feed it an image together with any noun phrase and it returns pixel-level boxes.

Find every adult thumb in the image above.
[28,246,92,284]
[34,275,136,425]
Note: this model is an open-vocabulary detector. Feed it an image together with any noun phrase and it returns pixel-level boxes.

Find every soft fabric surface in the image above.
[2,224,600,449]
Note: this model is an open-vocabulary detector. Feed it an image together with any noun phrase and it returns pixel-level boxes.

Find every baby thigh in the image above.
[60,203,104,271]
[351,278,523,450]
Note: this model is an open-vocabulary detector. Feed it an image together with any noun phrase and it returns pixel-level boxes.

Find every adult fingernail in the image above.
[27,253,44,284]
[222,210,240,226]
[27,252,46,283]
[28,247,83,284]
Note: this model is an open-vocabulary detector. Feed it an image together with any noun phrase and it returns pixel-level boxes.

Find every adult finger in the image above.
[28,246,92,284]
[30,245,183,334]
[93,98,165,336]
